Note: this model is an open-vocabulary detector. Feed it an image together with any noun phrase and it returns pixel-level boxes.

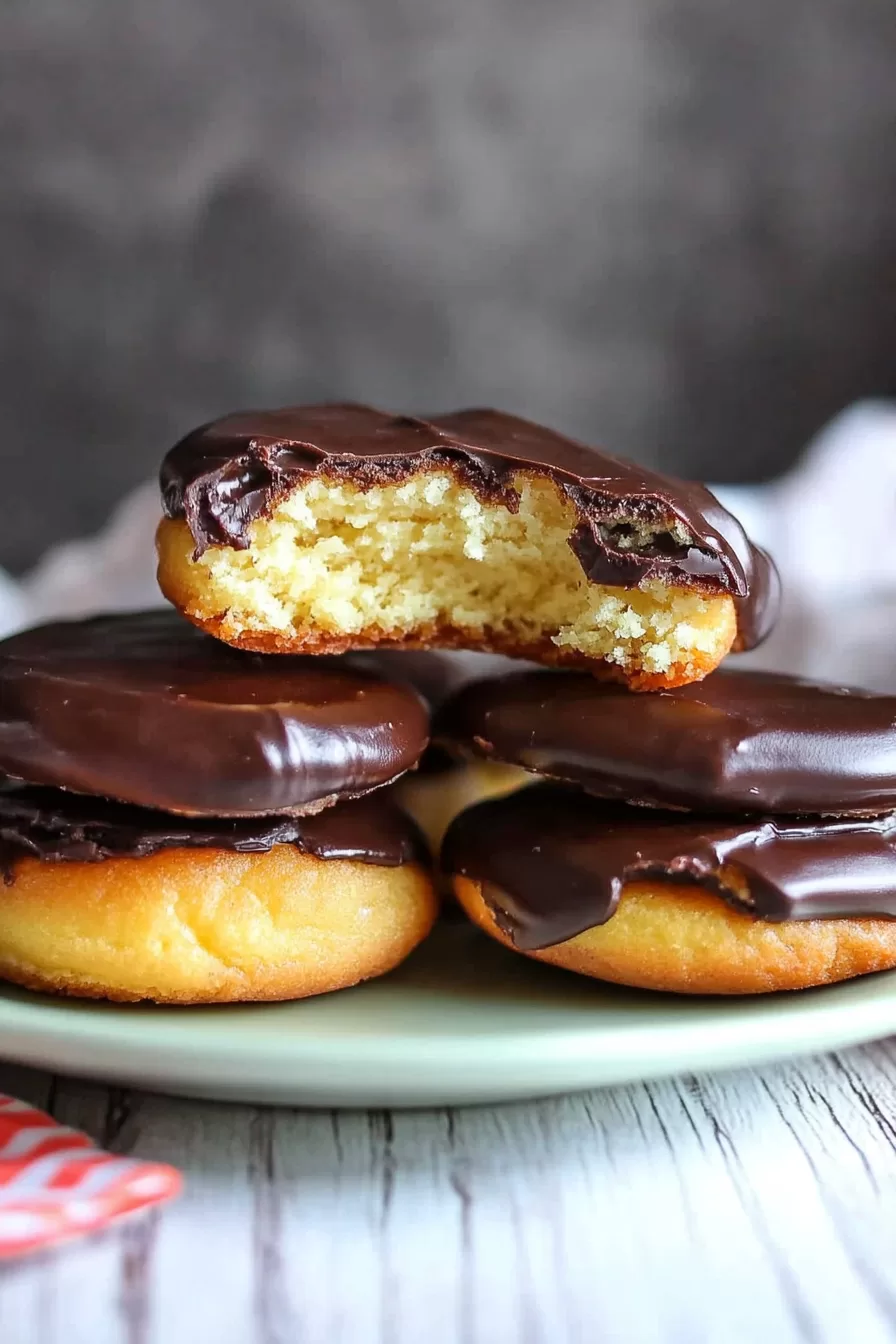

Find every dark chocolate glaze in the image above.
[161,403,778,649]
[0,783,425,875]
[348,650,531,777]
[0,610,430,816]
[441,784,896,949]
[348,649,533,711]
[437,668,896,817]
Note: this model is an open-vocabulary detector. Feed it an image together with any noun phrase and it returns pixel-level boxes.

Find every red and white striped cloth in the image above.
[0,1093,182,1257]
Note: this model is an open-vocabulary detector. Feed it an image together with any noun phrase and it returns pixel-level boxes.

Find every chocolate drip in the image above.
[437,668,896,817]
[161,403,778,649]
[0,784,425,875]
[0,610,430,816]
[441,784,896,949]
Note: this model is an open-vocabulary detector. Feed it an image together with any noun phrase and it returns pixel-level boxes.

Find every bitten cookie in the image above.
[0,610,429,817]
[157,404,778,690]
[436,667,896,815]
[0,787,436,1004]
[442,784,896,995]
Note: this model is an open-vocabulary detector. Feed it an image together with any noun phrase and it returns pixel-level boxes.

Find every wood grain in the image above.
[2,1047,896,1344]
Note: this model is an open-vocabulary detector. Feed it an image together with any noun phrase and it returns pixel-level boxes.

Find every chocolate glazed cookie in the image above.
[0,610,430,816]
[436,668,896,816]
[442,785,896,995]
[157,404,779,689]
[0,785,436,1004]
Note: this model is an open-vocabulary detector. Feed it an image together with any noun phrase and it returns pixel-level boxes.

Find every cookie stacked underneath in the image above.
[437,670,896,993]
[0,611,435,1002]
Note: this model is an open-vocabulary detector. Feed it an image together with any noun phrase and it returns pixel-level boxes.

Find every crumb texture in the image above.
[158,470,736,686]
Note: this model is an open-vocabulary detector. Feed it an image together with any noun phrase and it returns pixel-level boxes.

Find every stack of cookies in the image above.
[0,610,437,1002]
[1,402,894,1002]
[435,670,896,993]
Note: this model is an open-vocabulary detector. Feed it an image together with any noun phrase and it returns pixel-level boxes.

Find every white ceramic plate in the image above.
[0,923,895,1107]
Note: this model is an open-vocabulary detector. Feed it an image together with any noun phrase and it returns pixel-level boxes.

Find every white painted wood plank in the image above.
[144,1093,256,1344]
[0,1075,127,1344]
[3,1049,896,1344]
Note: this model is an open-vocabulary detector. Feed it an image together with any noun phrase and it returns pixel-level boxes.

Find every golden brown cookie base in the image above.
[167,610,729,692]
[0,847,437,1004]
[454,877,896,995]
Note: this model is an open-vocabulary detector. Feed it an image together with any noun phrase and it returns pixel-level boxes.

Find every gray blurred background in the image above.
[3,0,896,571]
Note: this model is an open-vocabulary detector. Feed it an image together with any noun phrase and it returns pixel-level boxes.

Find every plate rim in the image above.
[1,964,896,1105]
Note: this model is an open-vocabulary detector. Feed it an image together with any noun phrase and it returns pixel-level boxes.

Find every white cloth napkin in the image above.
[4,400,896,690]
[714,401,896,690]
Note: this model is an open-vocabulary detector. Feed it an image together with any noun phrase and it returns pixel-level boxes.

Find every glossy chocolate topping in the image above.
[161,403,778,649]
[347,650,530,777]
[437,668,896,816]
[441,784,896,949]
[0,784,425,874]
[348,650,531,711]
[0,610,429,816]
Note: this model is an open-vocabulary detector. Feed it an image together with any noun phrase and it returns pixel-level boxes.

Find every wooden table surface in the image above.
[2,1044,896,1344]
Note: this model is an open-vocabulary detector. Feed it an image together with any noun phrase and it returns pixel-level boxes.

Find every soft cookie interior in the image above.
[158,469,737,690]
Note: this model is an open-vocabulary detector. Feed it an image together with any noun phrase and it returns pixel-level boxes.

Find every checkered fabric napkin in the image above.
[0,1093,182,1257]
